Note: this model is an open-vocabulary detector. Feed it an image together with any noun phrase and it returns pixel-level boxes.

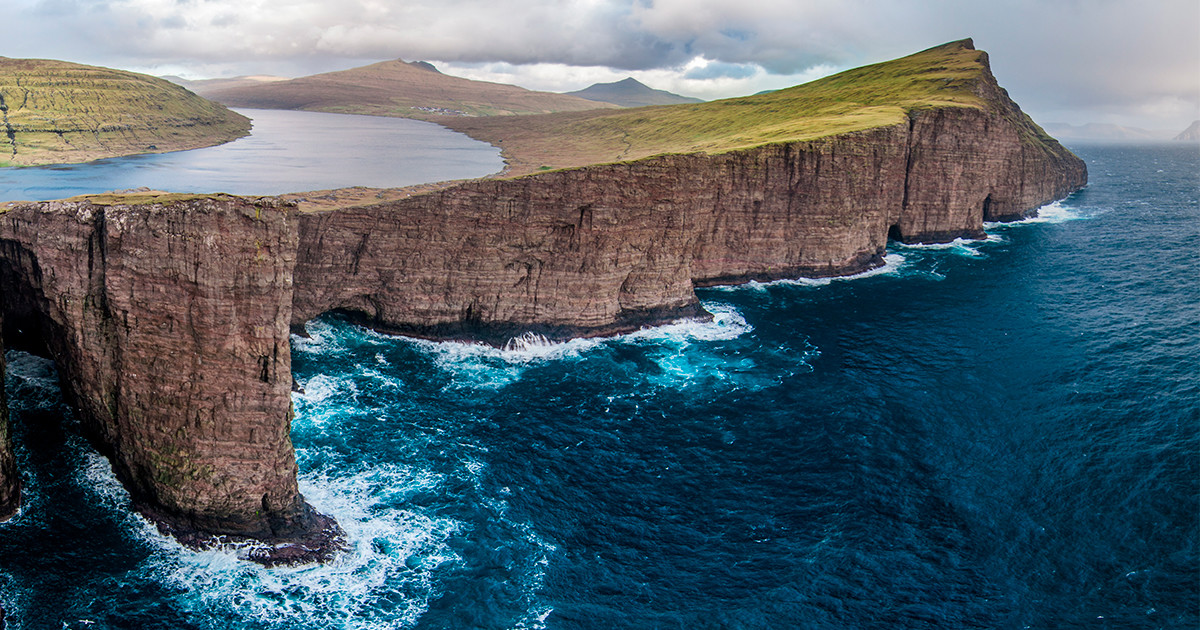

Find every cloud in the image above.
[7,0,1198,128]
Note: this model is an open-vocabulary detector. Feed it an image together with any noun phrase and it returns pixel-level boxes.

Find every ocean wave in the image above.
[715,253,908,292]
[403,302,754,391]
[893,234,1004,258]
[129,461,465,630]
[983,200,1088,229]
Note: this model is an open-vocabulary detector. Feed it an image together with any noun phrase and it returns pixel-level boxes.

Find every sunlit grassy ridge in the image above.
[0,58,251,166]
[442,39,1052,175]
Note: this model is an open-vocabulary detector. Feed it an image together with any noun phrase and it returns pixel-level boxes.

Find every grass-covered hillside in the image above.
[441,39,1059,175]
[0,58,251,166]
[203,59,617,120]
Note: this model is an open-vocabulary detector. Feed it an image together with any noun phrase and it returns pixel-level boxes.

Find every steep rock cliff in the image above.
[292,100,1084,339]
[0,40,1086,561]
[0,196,339,564]
[0,308,18,521]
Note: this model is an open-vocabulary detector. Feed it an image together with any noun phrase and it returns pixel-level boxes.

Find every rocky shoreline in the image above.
[0,42,1085,563]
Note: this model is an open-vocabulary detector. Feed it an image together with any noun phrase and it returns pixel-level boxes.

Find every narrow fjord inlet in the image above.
[0,28,1196,630]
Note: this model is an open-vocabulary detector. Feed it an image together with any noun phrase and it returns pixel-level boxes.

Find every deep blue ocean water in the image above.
[1,141,1197,629]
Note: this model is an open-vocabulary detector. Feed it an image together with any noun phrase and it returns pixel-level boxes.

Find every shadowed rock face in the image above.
[0,57,1085,562]
[293,102,1085,340]
[0,197,340,563]
[0,308,18,522]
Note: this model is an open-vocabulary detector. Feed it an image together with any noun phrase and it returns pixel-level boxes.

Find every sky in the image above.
[8,0,1199,131]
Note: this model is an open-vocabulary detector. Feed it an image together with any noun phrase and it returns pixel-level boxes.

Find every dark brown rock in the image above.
[0,57,1085,563]
[0,307,19,522]
[0,196,339,558]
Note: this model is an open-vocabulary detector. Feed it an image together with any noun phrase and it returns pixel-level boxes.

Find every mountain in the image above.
[565,77,703,107]
[163,74,289,95]
[1174,120,1200,141]
[202,60,616,120]
[0,40,1085,565]
[0,57,250,166]
[440,39,1076,177]
[1041,122,1172,142]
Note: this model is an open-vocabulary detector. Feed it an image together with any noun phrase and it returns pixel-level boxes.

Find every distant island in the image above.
[0,57,250,167]
[1175,120,1200,141]
[565,77,704,107]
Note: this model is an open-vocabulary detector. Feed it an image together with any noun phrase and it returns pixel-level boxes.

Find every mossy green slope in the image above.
[0,58,251,167]
[443,39,1062,175]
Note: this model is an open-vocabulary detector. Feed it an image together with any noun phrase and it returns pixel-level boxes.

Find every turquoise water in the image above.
[1,142,1197,628]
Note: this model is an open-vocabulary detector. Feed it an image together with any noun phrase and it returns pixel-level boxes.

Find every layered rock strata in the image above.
[0,197,340,564]
[293,109,1084,340]
[0,308,18,521]
[0,43,1085,560]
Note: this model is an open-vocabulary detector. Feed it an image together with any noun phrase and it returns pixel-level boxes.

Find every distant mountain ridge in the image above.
[164,74,289,95]
[201,60,615,120]
[1042,122,1174,142]
[566,77,703,107]
[1174,121,1200,141]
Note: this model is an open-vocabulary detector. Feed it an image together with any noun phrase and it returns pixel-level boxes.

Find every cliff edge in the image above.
[0,40,1085,561]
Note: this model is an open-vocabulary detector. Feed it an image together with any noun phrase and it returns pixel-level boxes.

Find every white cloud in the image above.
[7,0,1198,128]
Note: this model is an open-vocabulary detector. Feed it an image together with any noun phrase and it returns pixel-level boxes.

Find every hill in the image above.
[566,77,703,107]
[1174,120,1200,141]
[163,74,290,95]
[203,60,616,120]
[0,58,251,167]
[438,39,1067,176]
[1042,122,1172,142]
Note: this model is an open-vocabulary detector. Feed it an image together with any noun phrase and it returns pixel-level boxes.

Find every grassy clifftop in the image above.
[441,39,1058,175]
[0,58,251,166]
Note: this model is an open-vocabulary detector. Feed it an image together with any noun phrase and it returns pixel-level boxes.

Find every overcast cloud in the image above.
[8,0,1199,130]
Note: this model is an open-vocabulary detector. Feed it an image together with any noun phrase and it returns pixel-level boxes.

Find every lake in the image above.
[0,109,505,202]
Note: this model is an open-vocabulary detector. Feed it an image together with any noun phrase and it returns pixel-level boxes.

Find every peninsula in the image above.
[0,58,251,166]
[0,40,1086,564]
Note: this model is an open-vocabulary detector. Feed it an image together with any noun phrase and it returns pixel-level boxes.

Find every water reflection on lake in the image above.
[0,109,505,203]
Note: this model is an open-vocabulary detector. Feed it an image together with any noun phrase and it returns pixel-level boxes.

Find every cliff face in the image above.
[0,308,18,521]
[292,99,1085,339]
[0,197,338,563]
[0,41,1086,561]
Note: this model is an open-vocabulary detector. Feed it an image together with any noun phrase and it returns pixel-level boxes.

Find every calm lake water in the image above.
[0,109,504,202]
[1,141,1197,629]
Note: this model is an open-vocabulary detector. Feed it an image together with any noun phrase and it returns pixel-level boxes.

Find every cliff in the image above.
[1175,121,1200,142]
[0,40,1085,561]
[0,195,339,564]
[292,42,1086,338]
[0,57,251,166]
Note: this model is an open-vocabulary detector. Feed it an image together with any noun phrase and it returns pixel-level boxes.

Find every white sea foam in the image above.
[404,302,754,391]
[983,200,1087,229]
[130,461,466,630]
[716,253,908,292]
[893,233,1005,258]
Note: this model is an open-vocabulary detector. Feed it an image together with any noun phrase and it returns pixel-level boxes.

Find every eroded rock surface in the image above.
[0,45,1085,561]
[0,196,339,564]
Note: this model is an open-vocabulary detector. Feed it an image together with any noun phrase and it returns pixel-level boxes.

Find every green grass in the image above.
[440,39,1052,175]
[0,57,251,166]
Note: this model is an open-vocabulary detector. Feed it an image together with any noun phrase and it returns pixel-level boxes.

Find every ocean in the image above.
[1,141,1197,629]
